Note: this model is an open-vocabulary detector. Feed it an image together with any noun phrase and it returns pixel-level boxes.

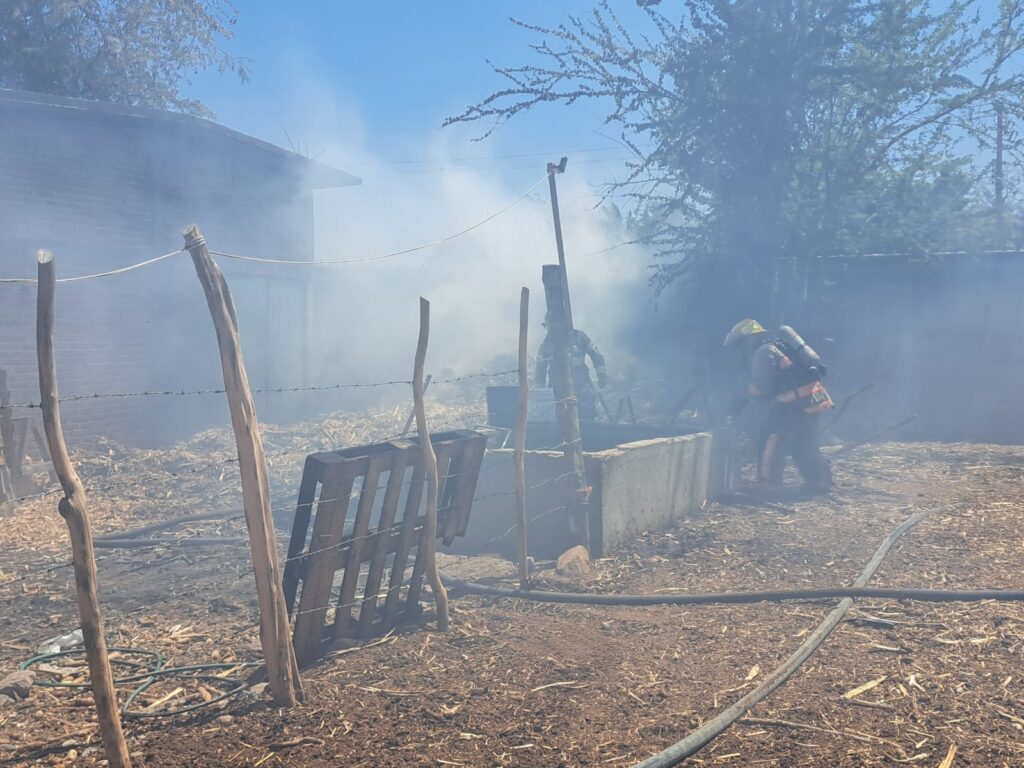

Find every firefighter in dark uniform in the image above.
[536,323,607,420]
[725,319,833,493]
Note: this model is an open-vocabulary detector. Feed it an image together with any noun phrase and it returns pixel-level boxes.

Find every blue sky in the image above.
[188,2,655,188]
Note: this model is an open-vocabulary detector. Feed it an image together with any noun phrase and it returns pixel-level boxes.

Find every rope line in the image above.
[0,249,184,285]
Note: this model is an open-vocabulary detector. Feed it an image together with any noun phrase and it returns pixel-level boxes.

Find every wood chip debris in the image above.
[842,675,887,700]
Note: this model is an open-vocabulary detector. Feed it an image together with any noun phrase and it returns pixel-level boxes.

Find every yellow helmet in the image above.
[724,318,768,347]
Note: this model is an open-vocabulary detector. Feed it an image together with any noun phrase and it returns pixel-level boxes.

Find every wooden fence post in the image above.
[401,374,432,437]
[182,226,302,706]
[35,250,131,768]
[541,265,591,551]
[515,288,530,589]
[412,297,449,630]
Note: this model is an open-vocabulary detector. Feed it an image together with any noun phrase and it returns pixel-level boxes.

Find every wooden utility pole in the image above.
[546,156,574,329]
[182,226,302,706]
[542,265,591,550]
[515,287,530,589]
[412,297,449,630]
[35,250,131,768]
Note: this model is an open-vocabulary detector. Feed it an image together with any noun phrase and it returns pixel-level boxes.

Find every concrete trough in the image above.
[444,425,729,560]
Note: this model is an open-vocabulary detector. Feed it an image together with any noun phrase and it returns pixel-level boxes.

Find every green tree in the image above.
[447,0,1024,322]
[0,0,248,117]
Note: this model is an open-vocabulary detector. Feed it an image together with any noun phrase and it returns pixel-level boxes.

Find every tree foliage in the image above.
[0,0,248,117]
[447,0,1024,320]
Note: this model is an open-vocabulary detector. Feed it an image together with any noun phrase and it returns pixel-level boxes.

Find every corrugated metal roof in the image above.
[0,88,362,190]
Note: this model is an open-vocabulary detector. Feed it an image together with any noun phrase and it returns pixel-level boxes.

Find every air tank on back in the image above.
[776,325,824,376]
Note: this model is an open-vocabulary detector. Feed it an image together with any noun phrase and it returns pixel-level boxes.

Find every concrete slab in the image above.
[443,431,716,561]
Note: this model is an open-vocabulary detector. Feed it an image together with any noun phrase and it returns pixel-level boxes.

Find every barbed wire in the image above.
[486,504,572,545]
[4,368,518,410]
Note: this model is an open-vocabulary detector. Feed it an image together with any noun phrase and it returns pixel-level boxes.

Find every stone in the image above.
[0,670,34,703]
[556,545,591,578]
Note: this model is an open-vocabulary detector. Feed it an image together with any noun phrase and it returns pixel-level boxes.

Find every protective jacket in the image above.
[536,328,606,420]
[748,340,833,415]
[729,324,833,491]
[536,329,606,390]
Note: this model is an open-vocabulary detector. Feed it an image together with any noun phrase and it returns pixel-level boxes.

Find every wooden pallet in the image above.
[283,429,487,666]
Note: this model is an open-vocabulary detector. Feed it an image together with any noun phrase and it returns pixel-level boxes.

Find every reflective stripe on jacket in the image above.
[748,342,833,414]
[776,380,833,414]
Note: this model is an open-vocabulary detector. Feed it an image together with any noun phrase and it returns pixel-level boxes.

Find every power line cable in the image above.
[211,174,548,266]
[336,146,629,166]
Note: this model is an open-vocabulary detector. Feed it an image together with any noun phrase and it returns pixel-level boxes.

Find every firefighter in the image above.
[724,319,833,493]
[536,320,607,420]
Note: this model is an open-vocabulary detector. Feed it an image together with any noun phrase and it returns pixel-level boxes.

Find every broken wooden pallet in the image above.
[283,429,486,666]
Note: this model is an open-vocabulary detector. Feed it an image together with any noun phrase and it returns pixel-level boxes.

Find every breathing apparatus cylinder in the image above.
[776,325,825,378]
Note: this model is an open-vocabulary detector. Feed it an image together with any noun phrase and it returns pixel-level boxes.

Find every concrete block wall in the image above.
[447,431,714,561]
[588,433,712,555]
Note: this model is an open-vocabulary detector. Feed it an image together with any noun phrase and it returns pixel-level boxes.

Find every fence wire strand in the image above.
[0,249,185,285]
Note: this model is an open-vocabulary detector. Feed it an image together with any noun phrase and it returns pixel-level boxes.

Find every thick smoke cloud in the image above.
[271,85,656,399]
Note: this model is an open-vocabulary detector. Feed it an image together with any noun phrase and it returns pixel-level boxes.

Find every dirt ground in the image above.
[2,425,1024,766]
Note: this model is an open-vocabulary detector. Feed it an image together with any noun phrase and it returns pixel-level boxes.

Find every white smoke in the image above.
[273,85,653,388]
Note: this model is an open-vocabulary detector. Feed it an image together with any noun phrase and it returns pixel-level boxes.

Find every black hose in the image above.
[632,510,927,767]
[445,577,1024,607]
[93,536,247,549]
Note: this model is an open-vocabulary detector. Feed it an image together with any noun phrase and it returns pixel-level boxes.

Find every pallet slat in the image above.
[357,449,410,637]
[291,462,360,666]
[332,453,387,637]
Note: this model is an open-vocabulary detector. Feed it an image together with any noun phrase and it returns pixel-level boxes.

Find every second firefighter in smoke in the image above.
[536,319,607,421]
